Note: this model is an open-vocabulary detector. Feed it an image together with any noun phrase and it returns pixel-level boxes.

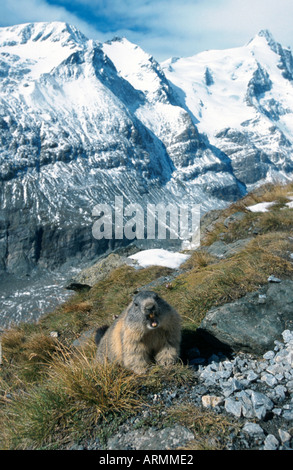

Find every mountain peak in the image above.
[0,21,88,47]
[247,29,281,54]
[257,29,275,42]
[105,36,149,56]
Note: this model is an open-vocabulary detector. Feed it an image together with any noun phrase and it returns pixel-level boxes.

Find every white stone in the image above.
[264,434,279,450]
[202,395,223,408]
[242,422,265,437]
[278,429,291,443]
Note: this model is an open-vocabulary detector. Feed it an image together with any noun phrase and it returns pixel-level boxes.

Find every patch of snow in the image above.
[128,249,190,269]
[247,201,276,212]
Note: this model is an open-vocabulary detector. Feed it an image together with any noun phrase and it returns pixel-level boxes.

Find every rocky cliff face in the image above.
[0,23,292,276]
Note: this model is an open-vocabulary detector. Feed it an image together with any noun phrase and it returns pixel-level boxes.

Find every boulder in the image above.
[65,253,130,291]
[203,237,252,259]
[197,280,293,355]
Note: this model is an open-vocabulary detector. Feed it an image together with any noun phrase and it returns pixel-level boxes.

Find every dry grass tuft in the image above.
[181,250,216,271]
[1,329,59,383]
[0,341,144,449]
[167,403,237,450]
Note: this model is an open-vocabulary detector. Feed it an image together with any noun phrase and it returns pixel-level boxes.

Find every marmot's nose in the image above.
[145,303,156,313]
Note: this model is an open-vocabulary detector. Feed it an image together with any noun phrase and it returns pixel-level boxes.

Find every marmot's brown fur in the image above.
[95,291,181,374]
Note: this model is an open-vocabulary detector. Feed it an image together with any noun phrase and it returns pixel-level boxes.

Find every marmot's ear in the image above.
[132,289,139,296]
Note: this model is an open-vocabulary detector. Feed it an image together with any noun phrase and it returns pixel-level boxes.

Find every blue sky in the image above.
[0,0,293,61]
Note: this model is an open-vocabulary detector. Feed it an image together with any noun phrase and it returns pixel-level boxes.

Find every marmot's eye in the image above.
[134,302,139,307]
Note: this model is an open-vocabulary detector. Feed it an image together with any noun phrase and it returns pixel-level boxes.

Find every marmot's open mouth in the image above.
[148,311,159,329]
[147,317,159,329]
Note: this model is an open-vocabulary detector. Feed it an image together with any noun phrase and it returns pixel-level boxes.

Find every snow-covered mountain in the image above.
[161,29,293,186]
[0,22,292,275]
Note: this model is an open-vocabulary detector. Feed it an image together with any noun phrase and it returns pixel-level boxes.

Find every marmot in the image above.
[95,291,181,374]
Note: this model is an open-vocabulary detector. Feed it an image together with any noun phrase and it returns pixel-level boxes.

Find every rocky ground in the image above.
[69,329,293,451]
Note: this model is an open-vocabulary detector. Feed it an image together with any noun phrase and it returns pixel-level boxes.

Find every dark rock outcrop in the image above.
[197,280,293,354]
